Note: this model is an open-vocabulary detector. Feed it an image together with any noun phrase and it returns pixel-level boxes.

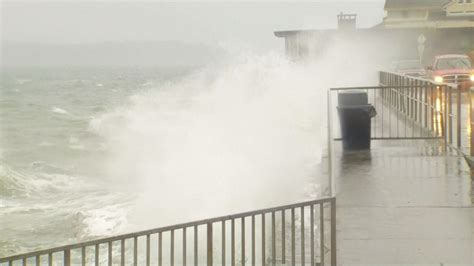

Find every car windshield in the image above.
[436,58,472,70]
[397,60,423,70]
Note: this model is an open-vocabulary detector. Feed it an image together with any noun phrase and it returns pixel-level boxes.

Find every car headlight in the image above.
[470,75,474,82]
[434,76,443,83]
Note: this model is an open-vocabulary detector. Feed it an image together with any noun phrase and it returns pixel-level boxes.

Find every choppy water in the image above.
[0,66,195,256]
[0,54,342,258]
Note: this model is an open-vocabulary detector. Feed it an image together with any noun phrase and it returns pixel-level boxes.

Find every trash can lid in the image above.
[338,90,368,106]
[337,104,377,118]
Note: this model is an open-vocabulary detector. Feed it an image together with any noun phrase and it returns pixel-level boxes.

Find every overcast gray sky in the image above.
[2,1,385,49]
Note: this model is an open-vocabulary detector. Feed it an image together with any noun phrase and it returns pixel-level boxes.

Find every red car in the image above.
[428,54,474,89]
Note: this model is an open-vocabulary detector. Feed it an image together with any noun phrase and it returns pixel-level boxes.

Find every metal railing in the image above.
[379,71,474,154]
[0,197,336,266]
[328,71,474,154]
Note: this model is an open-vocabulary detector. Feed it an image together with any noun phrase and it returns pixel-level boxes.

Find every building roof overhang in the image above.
[384,0,451,10]
[273,24,474,38]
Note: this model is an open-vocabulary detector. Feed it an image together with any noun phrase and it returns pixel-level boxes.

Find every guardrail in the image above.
[328,71,474,155]
[0,197,336,266]
[380,71,474,154]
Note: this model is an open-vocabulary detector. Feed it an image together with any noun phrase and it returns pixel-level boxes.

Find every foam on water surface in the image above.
[1,45,381,256]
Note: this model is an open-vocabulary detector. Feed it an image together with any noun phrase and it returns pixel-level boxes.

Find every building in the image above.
[274,0,474,64]
[384,0,474,28]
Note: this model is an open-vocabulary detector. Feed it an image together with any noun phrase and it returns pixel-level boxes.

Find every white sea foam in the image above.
[90,52,329,229]
[52,107,69,115]
[81,204,129,237]
[88,39,385,229]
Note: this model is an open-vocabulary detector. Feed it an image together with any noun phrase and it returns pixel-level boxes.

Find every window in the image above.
[467,0,472,3]
[436,58,472,70]
[459,0,464,3]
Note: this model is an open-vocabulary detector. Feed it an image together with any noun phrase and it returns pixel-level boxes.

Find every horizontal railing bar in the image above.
[380,71,460,87]
[380,71,437,83]
[370,137,443,140]
[331,85,439,91]
[333,137,442,141]
[0,197,335,263]
[330,84,457,91]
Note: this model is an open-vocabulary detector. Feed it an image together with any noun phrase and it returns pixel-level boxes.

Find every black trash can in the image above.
[337,91,376,150]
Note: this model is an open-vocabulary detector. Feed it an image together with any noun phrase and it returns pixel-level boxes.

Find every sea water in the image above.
[0,66,197,256]
[0,50,376,257]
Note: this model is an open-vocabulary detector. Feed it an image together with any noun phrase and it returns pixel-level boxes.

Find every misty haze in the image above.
[1,1,474,265]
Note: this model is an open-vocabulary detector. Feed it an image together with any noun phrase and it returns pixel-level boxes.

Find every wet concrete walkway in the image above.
[334,140,474,265]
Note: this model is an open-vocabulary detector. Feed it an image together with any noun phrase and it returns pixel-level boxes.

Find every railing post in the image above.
[121,239,125,266]
[207,223,213,266]
[449,87,453,145]
[48,253,53,266]
[96,244,100,266]
[327,90,334,197]
[171,230,175,266]
[64,249,71,266]
[457,85,462,148]
[437,85,443,138]
[444,85,448,151]
[146,235,151,266]
[330,199,337,266]
[133,237,137,266]
[470,88,474,156]
[424,82,428,131]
